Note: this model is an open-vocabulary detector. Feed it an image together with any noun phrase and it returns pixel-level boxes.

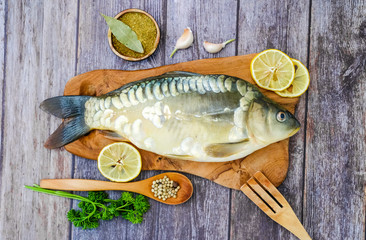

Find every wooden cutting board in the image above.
[63,53,299,189]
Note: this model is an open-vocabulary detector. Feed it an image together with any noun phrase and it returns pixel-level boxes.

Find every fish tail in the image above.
[40,96,92,149]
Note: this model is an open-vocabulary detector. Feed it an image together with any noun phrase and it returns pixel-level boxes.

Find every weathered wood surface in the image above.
[0,0,77,239]
[0,0,365,240]
[0,0,5,193]
[304,1,366,239]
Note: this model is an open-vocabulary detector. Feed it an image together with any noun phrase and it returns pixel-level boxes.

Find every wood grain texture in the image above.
[305,1,366,239]
[0,0,5,191]
[230,1,310,239]
[241,172,311,240]
[71,1,166,240]
[0,0,78,239]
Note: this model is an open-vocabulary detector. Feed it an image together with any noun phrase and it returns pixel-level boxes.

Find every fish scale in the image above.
[41,71,300,162]
[115,75,240,103]
[88,74,254,128]
[89,74,255,138]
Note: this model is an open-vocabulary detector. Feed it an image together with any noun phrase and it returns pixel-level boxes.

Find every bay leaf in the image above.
[101,13,144,53]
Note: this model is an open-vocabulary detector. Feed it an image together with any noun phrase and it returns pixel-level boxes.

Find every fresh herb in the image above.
[101,13,144,53]
[25,184,150,230]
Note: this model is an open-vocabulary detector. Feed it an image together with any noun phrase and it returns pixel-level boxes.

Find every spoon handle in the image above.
[40,179,143,193]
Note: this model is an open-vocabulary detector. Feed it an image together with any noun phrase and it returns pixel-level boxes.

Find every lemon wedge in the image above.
[250,49,295,91]
[97,142,142,182]
[275,59,310,97]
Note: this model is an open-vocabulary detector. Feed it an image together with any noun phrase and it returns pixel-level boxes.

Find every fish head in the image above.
[247,98,300,144]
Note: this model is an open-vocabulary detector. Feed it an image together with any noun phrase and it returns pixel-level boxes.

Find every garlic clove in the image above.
[175,27,194,49]
[170,27,194,58]
[203,41,224,53]
[203,39,235,54]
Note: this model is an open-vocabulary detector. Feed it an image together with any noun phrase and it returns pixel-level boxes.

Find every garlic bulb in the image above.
[170,27,194,58]
[203,39,235,54]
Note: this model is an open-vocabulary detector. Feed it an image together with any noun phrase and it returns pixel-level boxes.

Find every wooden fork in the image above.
[241,171,312,240]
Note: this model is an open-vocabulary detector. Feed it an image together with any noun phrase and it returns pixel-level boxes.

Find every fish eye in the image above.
[277,111,286,122]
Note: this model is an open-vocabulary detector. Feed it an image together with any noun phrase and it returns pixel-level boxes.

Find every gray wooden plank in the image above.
[166,0,237,64]
[71,1,165,239]
[0,0,5,189]
[304,1,366,239]
[159,1,237,239]
[0,0,78,239]
[231,1,310,239]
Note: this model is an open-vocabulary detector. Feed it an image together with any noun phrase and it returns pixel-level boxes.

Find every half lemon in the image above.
[250,49,295,91]
[276,59,310,97]
[97,142,142,182]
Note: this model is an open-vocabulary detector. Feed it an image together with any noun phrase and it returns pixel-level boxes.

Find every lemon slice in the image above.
[97,142,142,182]
[250,49,295,91]
[275,59,310,97]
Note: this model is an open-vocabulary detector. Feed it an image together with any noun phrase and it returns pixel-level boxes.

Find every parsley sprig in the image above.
[25,184,150,229]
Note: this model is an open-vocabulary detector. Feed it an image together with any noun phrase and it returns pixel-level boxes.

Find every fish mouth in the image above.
[289,127,300,137]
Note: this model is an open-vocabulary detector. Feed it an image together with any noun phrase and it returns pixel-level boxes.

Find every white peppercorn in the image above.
[151,176,181,201]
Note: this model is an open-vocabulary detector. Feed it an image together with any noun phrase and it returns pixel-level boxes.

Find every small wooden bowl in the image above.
[107,9,160,61]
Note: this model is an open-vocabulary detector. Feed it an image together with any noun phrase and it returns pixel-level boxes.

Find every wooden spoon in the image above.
[40,172,193,205]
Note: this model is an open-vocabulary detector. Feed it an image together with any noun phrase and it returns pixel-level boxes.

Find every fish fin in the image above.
[44,116,90,149]
[165,154,195,160]
[128,71,200,85]
[204,139,249,158]
[41,96,92,148]
[105,72,201,95]
[98,130,128,141]
[40,96,91,118]
[160,71,200,77]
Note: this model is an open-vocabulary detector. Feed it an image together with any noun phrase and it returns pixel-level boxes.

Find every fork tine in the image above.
[240,183,275,217]
[246,178,282,213]
[253,171,288,206]
[242,172,312,240]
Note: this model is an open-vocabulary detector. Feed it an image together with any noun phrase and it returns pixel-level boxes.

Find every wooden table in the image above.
[0,1,365,239]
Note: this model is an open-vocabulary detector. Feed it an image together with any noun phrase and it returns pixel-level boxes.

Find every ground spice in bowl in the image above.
[108,9,160,61]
